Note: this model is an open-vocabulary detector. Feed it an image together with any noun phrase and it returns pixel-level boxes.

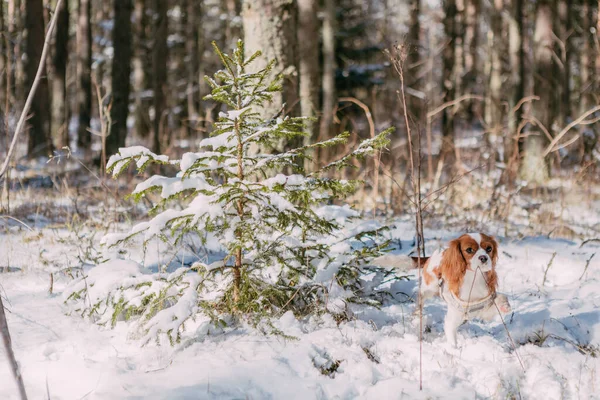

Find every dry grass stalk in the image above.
[386,43,426,391]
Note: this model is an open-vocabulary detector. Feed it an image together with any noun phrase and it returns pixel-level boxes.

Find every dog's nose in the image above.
[479,255,488,263]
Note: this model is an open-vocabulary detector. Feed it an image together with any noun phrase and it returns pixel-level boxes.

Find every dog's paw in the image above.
[495,293,511,315]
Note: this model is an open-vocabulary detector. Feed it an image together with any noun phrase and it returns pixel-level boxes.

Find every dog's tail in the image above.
[371,253,421,272]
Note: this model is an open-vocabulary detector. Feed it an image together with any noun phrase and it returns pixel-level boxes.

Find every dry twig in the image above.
[386,43,426,391]
[0,294,28,399]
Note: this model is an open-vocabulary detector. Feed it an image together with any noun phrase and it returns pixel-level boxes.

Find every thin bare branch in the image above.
[426,94,484,119]
[1,294,28,400]
[543,105,600,156]
[511,95,539,115]
[338,97,379,213]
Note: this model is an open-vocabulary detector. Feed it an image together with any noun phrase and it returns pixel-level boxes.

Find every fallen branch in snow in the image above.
[0,0,64,181]
[0,293,28,399]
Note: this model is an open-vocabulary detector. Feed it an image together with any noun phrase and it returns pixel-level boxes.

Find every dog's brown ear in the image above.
[486,270,498,293]
[490,235,499,266]
[442,238,467,296]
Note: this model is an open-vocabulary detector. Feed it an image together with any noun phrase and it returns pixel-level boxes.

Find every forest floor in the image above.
[1,174,600,399]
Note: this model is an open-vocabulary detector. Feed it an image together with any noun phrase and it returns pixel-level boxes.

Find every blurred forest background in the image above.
[0,0,599,233]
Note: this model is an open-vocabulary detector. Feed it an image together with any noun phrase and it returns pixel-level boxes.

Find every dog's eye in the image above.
[466,248,474,254]
[486,246,493,253]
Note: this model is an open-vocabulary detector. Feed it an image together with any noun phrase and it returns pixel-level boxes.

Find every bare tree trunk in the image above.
[76,0,92,153]
[581,0,598,161]
[521,0,556,184]
[51,0,69,149]
[186,0,202,136]
[25,0,52,156]
[407,0,421,119]
[242,0,299,119]
[486,0,506,161]
[557,0,571,124]
[507,0,524,167]
[132,0,151,140]
[441,0,457,170]
[463,0,479,121]
[298,0,319,169]
[107,0,133,156]
[152,0,168,153]
[0,1,5,115]
[10,0,25,109]
[319,0,336,164]
[453,0,465,117]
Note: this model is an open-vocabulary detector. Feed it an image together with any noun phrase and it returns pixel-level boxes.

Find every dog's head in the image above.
[442,233,499,293]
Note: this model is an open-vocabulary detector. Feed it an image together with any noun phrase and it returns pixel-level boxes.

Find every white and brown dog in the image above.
[376,233,511,347]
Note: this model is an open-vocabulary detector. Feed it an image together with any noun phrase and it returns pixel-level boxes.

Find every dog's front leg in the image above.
[444,307,464,348]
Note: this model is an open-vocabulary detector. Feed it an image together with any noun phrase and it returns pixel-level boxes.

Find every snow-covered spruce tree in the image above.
[67,41,394,343]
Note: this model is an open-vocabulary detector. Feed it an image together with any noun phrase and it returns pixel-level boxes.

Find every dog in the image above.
[375,233,511,347]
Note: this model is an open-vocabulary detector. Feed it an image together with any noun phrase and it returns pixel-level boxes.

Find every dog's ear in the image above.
[442,238,467,295]
[486,270,498,293]
[489,235,499,266]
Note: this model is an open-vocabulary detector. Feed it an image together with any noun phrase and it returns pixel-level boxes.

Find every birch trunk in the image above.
[297,0,319,143]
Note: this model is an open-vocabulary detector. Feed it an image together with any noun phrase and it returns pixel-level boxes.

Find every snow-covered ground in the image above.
[1,222,599,399]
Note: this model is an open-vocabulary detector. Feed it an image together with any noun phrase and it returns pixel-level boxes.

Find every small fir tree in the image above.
[67,41,395,344]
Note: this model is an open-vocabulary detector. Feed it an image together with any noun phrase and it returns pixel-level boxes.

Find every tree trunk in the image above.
[152,0,168,153]
[407,0,421,119]
[297,0,319,168]
[506,0,524,166]
[242,0,299,119]
[453,0,465,118]
[25,0,52,156]
[441,0,457,168]
[486,0,506,160]
[132,0,151,140]
[10,0,25,109]
[51,0,69,150]
[0,1,5,115]
[463,0,479,121]
[521,0,556,184]
[319,0,336,164]
[557,0,571,124]
[580,0,598,161]
[186,0,202,135]
[76,0,92,153]
[107,0,133,156]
